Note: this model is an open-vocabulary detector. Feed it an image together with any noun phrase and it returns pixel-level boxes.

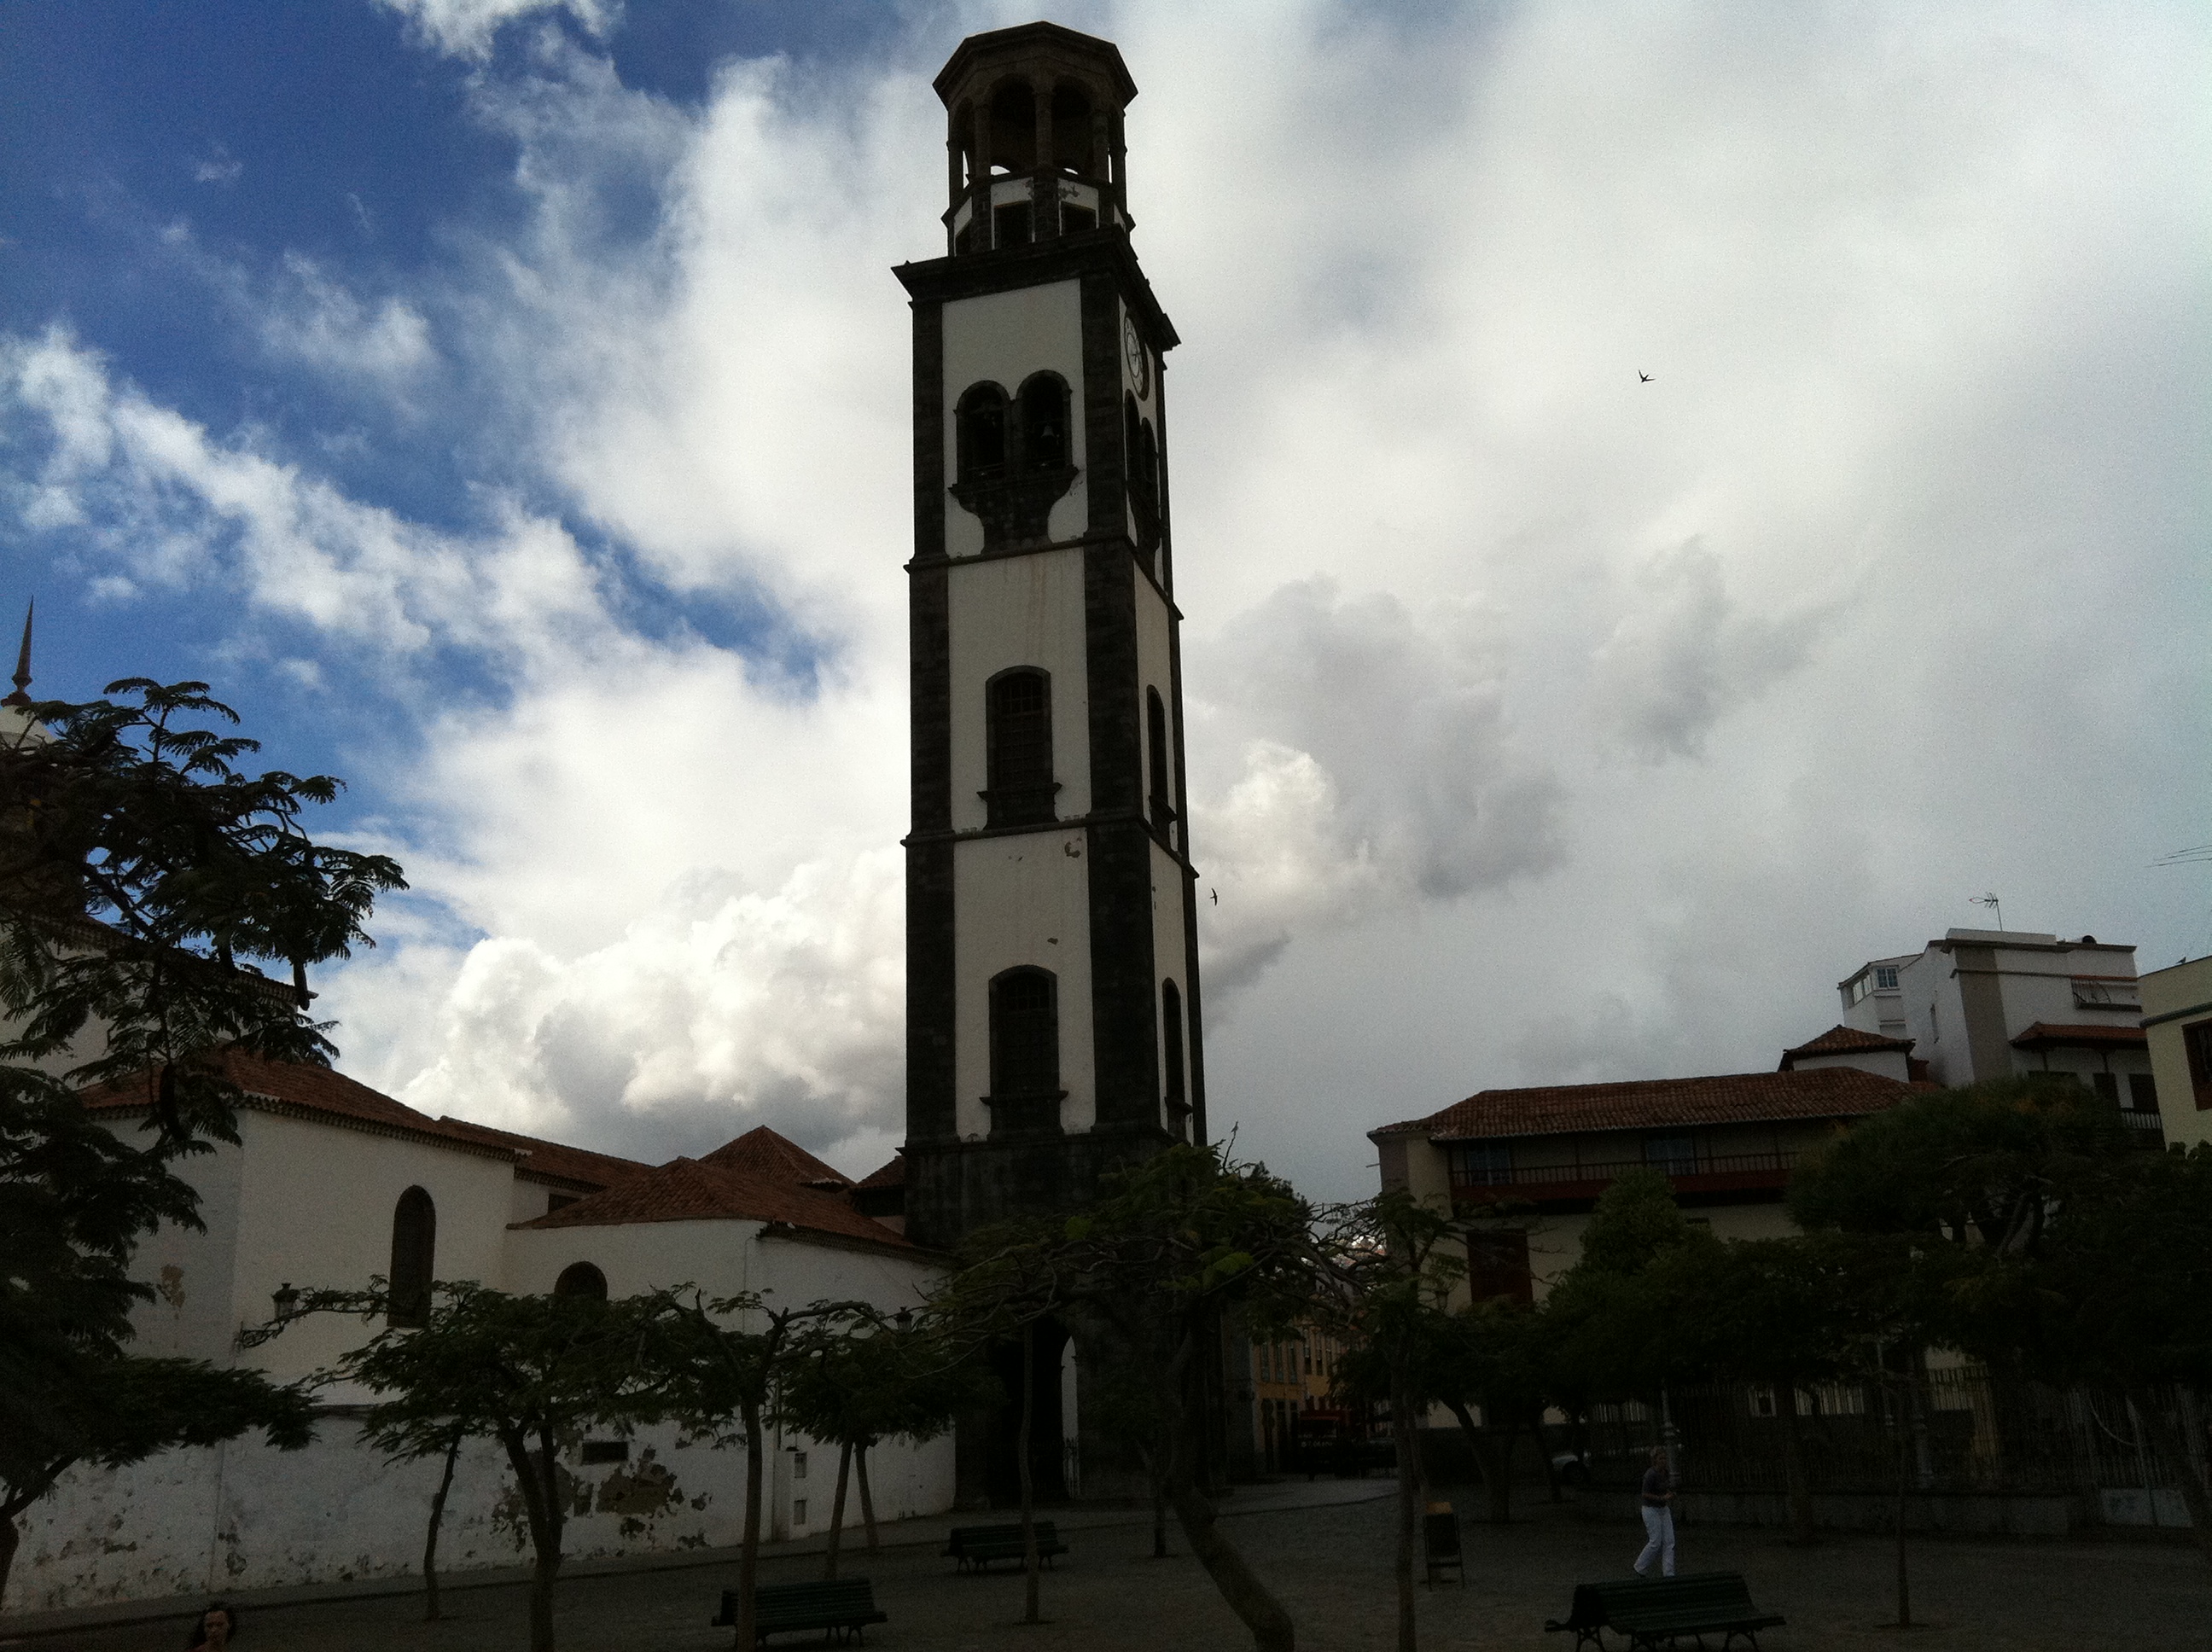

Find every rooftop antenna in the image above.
[1,601,31,708]
[1970,893,2003,930]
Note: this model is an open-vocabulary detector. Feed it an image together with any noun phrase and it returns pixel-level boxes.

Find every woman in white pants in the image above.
[1634,1446,1675,1577]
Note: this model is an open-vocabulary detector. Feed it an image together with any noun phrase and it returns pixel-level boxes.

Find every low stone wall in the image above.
[3,1416,954,1615]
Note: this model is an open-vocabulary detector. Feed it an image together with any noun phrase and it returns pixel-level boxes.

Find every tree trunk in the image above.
[856,1442,878,1552]
[1392,1375,1418,1652]
[1446,1400,1513,1524]
[422,1434,463,1619]
[0,1505,21,1611]
[736,1403,765,1652]
[1779,1382,1814,1545]
[824,1440,852,1581]
[2131,1386,2212,1568]
[0,1459,73,1609]
[1891,1380,1912,1630]
[1018,1322,1041,1625]
[1529,1411,1563,1503]
[1161,1355,1295,1650]
[499,1429,564,1652]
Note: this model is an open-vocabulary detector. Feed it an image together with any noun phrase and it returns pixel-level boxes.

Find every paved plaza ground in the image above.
[9,1480,2204,1651]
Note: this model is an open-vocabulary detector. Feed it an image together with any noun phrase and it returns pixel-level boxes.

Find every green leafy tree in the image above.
[1313,1191,1465,1652]
[257,1283,674,1652]
[780,1319,981,1578]
[0,679,400,1608]
[1542,1169,1712,1406]
[940,1146,1319,1652]
[637,1291,866,1649]
[1429,1299,1552,1526]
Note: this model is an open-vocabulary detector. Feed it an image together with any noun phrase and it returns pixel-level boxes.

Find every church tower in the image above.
[897,22,1203,1252]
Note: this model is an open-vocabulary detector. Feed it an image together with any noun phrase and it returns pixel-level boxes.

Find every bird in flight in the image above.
[1639,371,1654,383]
[1208,887,1219,905]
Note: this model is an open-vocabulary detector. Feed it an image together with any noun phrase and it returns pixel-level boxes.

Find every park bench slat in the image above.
[941,1521,1070,1572]
[1547,1571,1784,1652]
[712,1579,888,1646]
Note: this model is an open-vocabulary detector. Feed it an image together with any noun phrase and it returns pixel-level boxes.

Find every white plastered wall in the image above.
[941,279,1087,560]
[946,545,1091,831]
[225,1111,515,1384]
[952,830,1095,1137]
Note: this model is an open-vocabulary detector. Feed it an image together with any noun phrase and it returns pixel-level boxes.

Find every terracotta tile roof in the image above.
[1372,1065,1921,1143]
[522,1128,912,1250]
[78,1049,509,1157]
[700,1124,852,1190]
[2010,1021,2149,1050]
[432,1116,651,1192]
[1778,1024,1916,1070]
[855,1154,905,1190]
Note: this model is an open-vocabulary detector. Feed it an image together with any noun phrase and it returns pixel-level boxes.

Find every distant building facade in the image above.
[2140,954,2212,1152]
[1371,1052,1924,1305]
[1838,927,2159,1147]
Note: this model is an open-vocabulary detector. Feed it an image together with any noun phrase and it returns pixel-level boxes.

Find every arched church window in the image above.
[1019,374,1070,472]
[958,383,1009,479]
[555,1261,608,1302]
[990,967,1061,1098]
[1124,394,1159,550]
[1146,687,1174,829]
[388,1186,436,1328]
[985,668,1057,827]
[1161,979,1187,1137]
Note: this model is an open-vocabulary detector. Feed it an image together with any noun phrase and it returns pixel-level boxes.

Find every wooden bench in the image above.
[712,1579,888,1646]
[1545,1572,1784,1651]
[940,1521,1068,1573]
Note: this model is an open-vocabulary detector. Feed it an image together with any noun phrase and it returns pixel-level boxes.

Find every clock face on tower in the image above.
[1123,317,1150,397]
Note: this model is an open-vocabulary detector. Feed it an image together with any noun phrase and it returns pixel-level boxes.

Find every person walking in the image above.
[1633,1446,1676,1577]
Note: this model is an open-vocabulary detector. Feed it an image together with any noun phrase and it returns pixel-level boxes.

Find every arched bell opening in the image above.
[987,79,1037,174]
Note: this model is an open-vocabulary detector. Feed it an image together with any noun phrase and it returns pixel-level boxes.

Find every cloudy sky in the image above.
[3,1,2204,1197]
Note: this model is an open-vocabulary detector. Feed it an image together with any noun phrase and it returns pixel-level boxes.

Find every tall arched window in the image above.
[1018,373,1070,472]
[388,1186,436,1328]
[990,967,1061,1103]
[985,668,1057,826]
[1161,979,1187,1137]
[555,1261,608,1302]
[957,382,1009,480]
[1124,395,1159,550]
[1146,688,1174,830]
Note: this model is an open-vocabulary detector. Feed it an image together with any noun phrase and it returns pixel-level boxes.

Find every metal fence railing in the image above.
[1571,1368,2207,1525]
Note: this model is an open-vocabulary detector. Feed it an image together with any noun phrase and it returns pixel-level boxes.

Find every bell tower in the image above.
[896,21,1203,1251]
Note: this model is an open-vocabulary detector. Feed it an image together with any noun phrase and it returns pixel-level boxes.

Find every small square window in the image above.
[793,1499,807,1525]
[579,1440,628,1465]
[793,1451,808,1480]
[2128,1073,2160,1113]
[1874,965,1899,991]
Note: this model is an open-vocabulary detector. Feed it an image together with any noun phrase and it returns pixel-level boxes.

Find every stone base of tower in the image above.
[901,1121,1173,1254]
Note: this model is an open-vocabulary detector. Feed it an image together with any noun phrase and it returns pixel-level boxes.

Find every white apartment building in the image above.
[1837,928,2158,1147]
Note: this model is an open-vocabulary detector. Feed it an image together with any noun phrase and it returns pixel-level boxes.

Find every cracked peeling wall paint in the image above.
[6,1419,954,1614]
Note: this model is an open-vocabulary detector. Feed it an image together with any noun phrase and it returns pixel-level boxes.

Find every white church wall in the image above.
[940,279,1088,558]
[227,1112,516,1383]
[952,829,1096,1137]
[946,545,1093,831]
[508,1215,759,1300]
[126,1126,247,1365]
[3,1419,755,1615]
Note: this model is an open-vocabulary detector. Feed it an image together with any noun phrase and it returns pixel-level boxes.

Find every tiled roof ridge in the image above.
[432,1114,652,1191]
[854,1151,905,1190]
[520,1137,912,1250]
[79,1050,523,1164]
[1372,1064,1918,1143]
[1778,1024,1916,1069]
[2009,1021,2150,1047]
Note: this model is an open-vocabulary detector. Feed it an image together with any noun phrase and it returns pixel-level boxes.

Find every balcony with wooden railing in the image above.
[1449,1147,1807,1209]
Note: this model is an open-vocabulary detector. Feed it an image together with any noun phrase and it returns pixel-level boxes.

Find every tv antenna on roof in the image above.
[1970,893,2004,930]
